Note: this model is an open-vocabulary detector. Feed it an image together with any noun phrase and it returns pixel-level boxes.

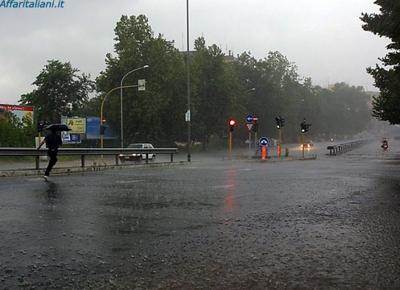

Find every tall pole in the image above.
[120,65,149,148]
[228,131,232,159]
[248,131,251,157]
[186,0,192,162]
[278,128,282,158]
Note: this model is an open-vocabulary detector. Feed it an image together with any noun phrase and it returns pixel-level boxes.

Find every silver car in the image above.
[119,143,156,162]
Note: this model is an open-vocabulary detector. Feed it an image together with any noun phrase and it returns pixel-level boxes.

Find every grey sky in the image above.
[0,0,389,105]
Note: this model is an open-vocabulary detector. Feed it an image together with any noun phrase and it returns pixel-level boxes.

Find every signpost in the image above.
[252,116,259,152]
[245,114,253,156]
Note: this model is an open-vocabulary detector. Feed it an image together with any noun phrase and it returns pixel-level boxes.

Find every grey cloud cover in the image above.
[0,0,389,104]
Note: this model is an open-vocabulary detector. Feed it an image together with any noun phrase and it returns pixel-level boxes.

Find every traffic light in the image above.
[228,119,236,132]
[251,116,258,132]
[100,118,108,135]
[37,121,46,132]
[300,120,311,133]
[275,116,285,129]
[301,122,306,133]
[275,117,281,129]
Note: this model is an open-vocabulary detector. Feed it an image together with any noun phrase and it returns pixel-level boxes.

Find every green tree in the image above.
[20,60,95,123]
[361,0,400,124]
[316,83,371,139]
[0,111,35,147]
[190,37,239,149]
[97,15,187,146]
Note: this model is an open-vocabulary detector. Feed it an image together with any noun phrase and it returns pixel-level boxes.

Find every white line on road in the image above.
[115,180,145,184]
[212,184,235,189]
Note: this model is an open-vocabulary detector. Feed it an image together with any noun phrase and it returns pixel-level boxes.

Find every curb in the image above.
[0,161,188,178]
[222,155,318,162]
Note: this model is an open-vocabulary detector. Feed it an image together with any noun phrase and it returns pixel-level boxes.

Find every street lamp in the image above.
[186,0,191,162]
[120,64,149,148]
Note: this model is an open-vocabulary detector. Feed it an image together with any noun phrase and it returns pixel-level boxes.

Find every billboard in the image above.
[61,132,82,144]
[86,116,114,140]
[66,117,86,133]
[0,104,34,126]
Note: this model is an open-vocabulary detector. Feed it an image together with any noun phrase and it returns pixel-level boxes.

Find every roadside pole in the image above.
[229,131,233,159]
[228,118,236,159]
[245,115,254,158]
[278,128,282,158]
[248,131,251,156]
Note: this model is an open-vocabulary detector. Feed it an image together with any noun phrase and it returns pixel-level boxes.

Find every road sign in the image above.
[246,123,253,131]
[138,79,146,91]
[185,110,191,122]
[259,137,269,147]
[61,132,81,144]
[246,114,253,124]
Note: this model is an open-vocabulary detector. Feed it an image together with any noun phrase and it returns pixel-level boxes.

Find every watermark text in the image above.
[0,0,65,9]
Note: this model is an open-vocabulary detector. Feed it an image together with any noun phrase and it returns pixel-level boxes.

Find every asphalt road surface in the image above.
[1,140,399,289]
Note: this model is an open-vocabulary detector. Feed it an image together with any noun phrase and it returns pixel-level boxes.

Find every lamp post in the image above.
[186,0,191,162]
[120,65,149,148]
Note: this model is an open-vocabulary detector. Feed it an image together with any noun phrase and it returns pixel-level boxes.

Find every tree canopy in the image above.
[20,60,95,123]
[96,15,186,146]
[361,0,400,124]
[7,14,373,148]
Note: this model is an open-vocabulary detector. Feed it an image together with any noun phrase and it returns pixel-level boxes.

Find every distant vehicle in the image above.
[300,141,313,150]
[119,143,156,162]
[381,139,388,151]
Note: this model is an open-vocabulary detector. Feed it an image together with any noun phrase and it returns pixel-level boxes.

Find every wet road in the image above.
[1,141,400,289]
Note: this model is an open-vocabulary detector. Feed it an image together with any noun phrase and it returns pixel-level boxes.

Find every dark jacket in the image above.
[45,132,62,151]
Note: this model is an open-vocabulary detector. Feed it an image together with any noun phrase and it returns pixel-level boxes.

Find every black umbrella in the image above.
[45,124,71,132]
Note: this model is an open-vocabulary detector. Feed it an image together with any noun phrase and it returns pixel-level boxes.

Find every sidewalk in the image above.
[0,155,188,177]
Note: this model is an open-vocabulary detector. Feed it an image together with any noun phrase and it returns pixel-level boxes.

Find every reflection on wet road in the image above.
[0,141,400,289]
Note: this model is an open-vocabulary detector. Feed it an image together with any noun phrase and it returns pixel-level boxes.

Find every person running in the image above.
[37,128,62,181]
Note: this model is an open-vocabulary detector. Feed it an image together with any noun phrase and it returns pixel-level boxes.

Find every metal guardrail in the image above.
[327,140,367,156]
[0,147,178,170]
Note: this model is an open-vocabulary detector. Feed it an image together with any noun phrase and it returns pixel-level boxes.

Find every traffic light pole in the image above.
[254,131,258,153]
[278,128,282,158]
[228,131,233,159]
[248,131,251,157]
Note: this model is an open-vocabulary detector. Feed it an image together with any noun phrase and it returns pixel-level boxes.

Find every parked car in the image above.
[119,143,156,162]
[300,141,314,150]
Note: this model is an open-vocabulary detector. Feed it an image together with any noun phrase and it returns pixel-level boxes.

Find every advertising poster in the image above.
[0,104,34,126]
[86,116,114,140]
[66,117,86,134]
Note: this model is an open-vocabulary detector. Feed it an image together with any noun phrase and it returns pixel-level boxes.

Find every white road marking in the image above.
[212,184,235,189]
[115,180,145,184]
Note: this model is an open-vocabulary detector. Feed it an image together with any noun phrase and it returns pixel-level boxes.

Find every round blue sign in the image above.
[245,114,253,124]
[259,137,269,147]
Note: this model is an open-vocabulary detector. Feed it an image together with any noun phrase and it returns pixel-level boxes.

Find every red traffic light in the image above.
[228,119,236,132]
